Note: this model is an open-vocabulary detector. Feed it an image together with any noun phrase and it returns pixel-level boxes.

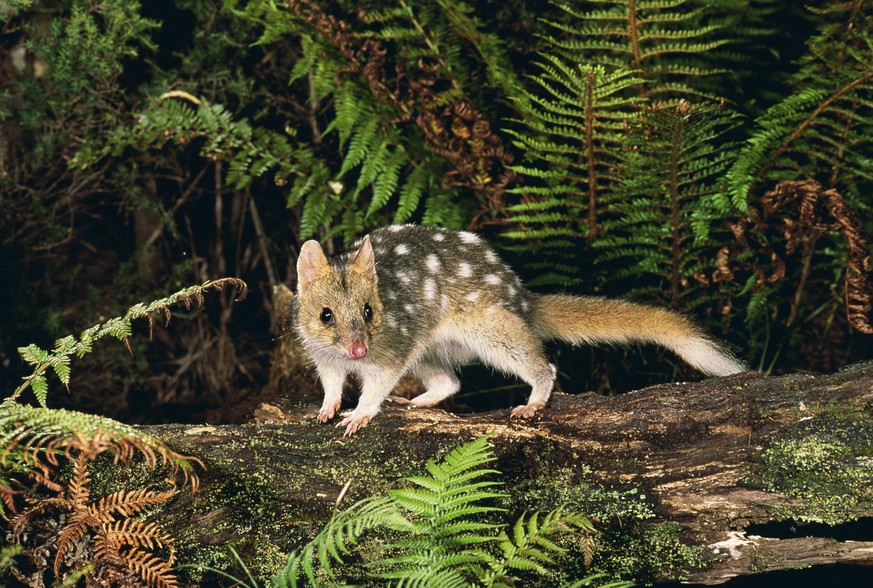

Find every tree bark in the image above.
[145,361,873,584]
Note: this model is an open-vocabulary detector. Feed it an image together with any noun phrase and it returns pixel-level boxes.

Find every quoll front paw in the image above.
[511,402,545,419]
[317,400,341,423]
[337,411,372,437]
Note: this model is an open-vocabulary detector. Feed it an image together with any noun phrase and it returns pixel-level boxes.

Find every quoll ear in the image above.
[350,235,377,281]
[297,240,329,295]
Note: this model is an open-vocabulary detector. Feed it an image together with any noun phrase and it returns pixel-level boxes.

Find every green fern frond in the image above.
[263,432,606,586]
[9,279,246,406]
[726,12,873,210]
[503,58,644,285]
[394,162,428,223]
[298,188,332,240]
[72,95,314,194]
[594,101,741,309]
[545,0,729,100]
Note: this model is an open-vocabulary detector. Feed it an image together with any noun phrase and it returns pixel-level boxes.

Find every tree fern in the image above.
[545,0,729,100]
[593,101,742,310]
[504,61,645,286]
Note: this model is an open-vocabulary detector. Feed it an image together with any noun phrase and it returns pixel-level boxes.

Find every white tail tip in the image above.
[674,339,746,376]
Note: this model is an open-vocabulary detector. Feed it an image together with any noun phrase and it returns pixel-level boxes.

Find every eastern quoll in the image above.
[293,224,746,436]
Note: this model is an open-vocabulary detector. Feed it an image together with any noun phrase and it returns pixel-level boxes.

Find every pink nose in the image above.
[350,343,368,359]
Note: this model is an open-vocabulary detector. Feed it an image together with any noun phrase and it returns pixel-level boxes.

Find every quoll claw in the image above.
[337,414,371,436]
[317,400,342,423]
[511,402,545,419]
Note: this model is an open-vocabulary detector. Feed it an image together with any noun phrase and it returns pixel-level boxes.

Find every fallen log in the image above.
[143,361,873,584]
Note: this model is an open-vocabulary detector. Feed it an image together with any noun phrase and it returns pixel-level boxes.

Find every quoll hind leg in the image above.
[459,306,556,418]
[405,363,461,407]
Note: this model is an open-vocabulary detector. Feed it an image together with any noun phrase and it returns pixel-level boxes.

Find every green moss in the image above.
[592,522,713,583]
[512,464,656,524]
[743,410,873,525]
[509,461,709,584]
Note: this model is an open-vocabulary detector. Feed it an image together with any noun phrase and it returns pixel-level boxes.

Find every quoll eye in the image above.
[319,308,334,325]
[363,303,373,322]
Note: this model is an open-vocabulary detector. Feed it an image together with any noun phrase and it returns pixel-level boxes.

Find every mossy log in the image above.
[144,361,873,584]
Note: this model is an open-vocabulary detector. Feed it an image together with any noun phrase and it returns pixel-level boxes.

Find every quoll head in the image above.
[295,236,383,360]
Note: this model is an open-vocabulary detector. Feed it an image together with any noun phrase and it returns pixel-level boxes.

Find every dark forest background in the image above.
[1,0,872,426]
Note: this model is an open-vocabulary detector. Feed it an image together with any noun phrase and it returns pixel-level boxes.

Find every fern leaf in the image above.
[0,403,199,487]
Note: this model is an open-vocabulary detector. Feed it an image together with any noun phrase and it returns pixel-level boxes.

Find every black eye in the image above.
[363,303,373,322]
[319,308,334,325]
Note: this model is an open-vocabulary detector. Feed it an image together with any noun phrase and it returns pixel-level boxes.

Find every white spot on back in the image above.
[404,303,417,314]
[426,254,441,273]
[459,231,480,244]
[484,250,498,263]
[484,274,501,285]
[458,262,472,278]
[465,291,480,302]
[433,232,445,242]
[423,278,436,301]
[441,294,449,310]
[390,225,405,233]
[395,271,412,285]
[395,243,410,255]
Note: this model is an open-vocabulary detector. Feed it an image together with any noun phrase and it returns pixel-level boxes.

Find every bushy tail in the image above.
[529,294,746,376]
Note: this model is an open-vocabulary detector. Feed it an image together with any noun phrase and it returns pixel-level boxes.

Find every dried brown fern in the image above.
[8,451,182,587]
[1,404,202,507]
[92,519,178,588]
[715,179,873,333]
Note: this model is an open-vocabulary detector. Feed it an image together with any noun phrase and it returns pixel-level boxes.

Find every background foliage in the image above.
[1,0,871,420]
